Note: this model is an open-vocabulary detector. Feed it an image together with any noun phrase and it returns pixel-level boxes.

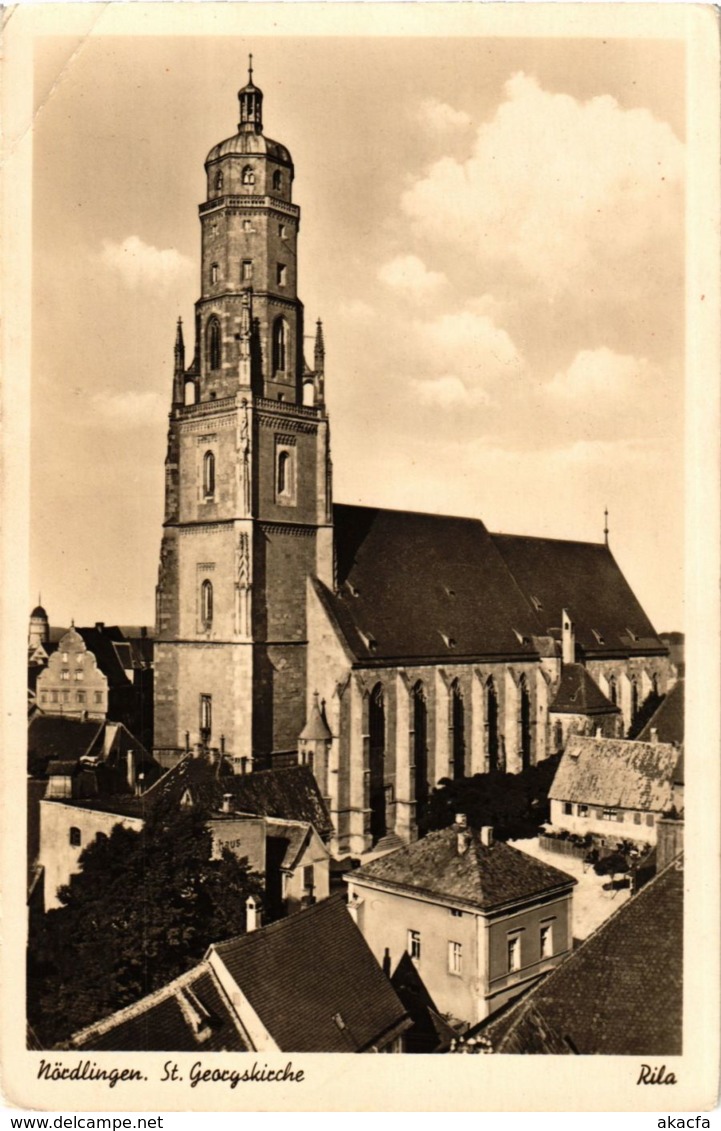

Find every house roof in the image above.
[491,534,666,657]
[351,827,576,913]
[70,963,249,1052]
[549,734,680,812]
[474,854,683,1055]
[227,764,334,839]
[549,664,619,716]
[637,680,684,746]
[320,504,665,665]
[28,715,104,773]
[210,895,410,1052]
[75,626,134,687]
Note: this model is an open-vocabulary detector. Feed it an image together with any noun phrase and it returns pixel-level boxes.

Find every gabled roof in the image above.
[351,827,575,912]
[549,663,619,716]
[210,896,410,1052]
[70,963,249,1052]
[321,504,665,665]
[475,855,683,1055]
[637,680,684,746]
[143,758,334,839]
[28,715,104,773]
[549,735,680,812]
[327,504,542,663]
[491,534,666,657]
[75,626,134,688]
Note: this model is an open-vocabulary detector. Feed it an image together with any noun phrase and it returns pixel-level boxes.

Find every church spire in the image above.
[238,54,263,134]
[604,507,609,546]
[173,317,185,406]
[314,318,325,376]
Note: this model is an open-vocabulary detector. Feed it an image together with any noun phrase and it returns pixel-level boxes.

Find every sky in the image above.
[29,26,685,632]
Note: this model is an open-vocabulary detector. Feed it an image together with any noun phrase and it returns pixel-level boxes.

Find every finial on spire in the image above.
[238,55,263,133]
[314,318,325,377]
[248,53,253,83]
[603,507,609,546]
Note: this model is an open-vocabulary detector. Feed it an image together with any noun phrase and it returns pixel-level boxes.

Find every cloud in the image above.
[378,254,447,299]
[418,97,472,132]
[100,235,193,291]
[548,348,659,402]
[339,298,375,321]
[91,389,166,428]
[412,374,489,408]
[402,73,684,299]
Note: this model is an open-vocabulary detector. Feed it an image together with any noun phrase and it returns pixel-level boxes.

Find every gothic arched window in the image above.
[203,451,215,497]
[272,317,288,373]
[201,580,213,628]
[242,165,255,186]
[608,675,618,706]
[486,676,499,771]
[412,681,429,810]
[207,318,221,370]
[450,679,465,779]
[272,170,282,192]
[369,683,386,843]
[519,674,532,770]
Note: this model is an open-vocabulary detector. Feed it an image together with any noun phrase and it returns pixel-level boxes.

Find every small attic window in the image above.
[439,632,457,650]
[531,595,543,612]
[358,629,377,652]
[344,580,360,598]
[626,627,639,642]
[512,628,528,646]
[332,1012,347,1031]
[592,629,605,645]
[444,586,456,598]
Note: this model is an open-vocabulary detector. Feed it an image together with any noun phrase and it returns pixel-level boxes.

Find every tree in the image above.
[420,755,562,841]
[27,801,263,1047]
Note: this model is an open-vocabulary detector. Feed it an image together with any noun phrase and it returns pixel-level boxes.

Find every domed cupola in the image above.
[238,55,263,134]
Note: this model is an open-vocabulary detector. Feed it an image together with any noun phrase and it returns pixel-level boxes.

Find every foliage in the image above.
[627,691,664,739]
[27,801,264,1047]
[420,755,562,841]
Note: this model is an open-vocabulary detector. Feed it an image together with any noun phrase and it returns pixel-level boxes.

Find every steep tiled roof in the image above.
[210,896,410,1052]
[71,963,249,1052]
[326,504,542,662]
[491,534,666,657]
[76,626,133,688]
[28,716,104,773]
[549,735,680,811]
[476,855,683,1054]
[143,759,334,838]
[638,680,684,746]
[322,505,665,664]
[549,664,619,716]
[351,827,576,912]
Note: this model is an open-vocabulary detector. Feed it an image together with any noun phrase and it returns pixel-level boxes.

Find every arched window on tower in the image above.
[450,679,465,780]
[630,677,639,725]
[214,171,223,192]
[242,165,255,186]
[201,580,213,629]
[486,677,499,771]
[272,170,282,192]
[203,451,215,498]
[272,317,288,373]
[207,318,221,371]
[277,451,290,496]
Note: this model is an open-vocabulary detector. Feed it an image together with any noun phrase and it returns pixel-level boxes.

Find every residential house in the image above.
[345,819,576,1026]
[548,733,681,846]
[469,853,683,1055]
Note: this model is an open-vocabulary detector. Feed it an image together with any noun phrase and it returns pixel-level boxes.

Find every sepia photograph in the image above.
[3,2,719,1113]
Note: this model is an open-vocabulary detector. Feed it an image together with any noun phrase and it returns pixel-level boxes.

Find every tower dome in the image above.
[28,601,49,648]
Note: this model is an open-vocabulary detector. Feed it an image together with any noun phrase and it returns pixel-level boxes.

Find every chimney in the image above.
[222,792,233,814]
[185,731,191,752]
[595,726,603,738]
[220,734,225,754]
[141,625,147,638]
[382,948,391,977]
[240,756,248,777]
[95,621,104,633]
[650,727,658,744]
[208,746,219,766]
[127,749,136,792]
[136,771,145,797]
[246,895,261,933]
[480,826,494,848]
[562,609,575,665]
[455,813,470,855]
[192,742,203,759]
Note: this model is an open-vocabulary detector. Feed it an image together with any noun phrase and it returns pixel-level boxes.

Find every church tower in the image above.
[154,62,333,770]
